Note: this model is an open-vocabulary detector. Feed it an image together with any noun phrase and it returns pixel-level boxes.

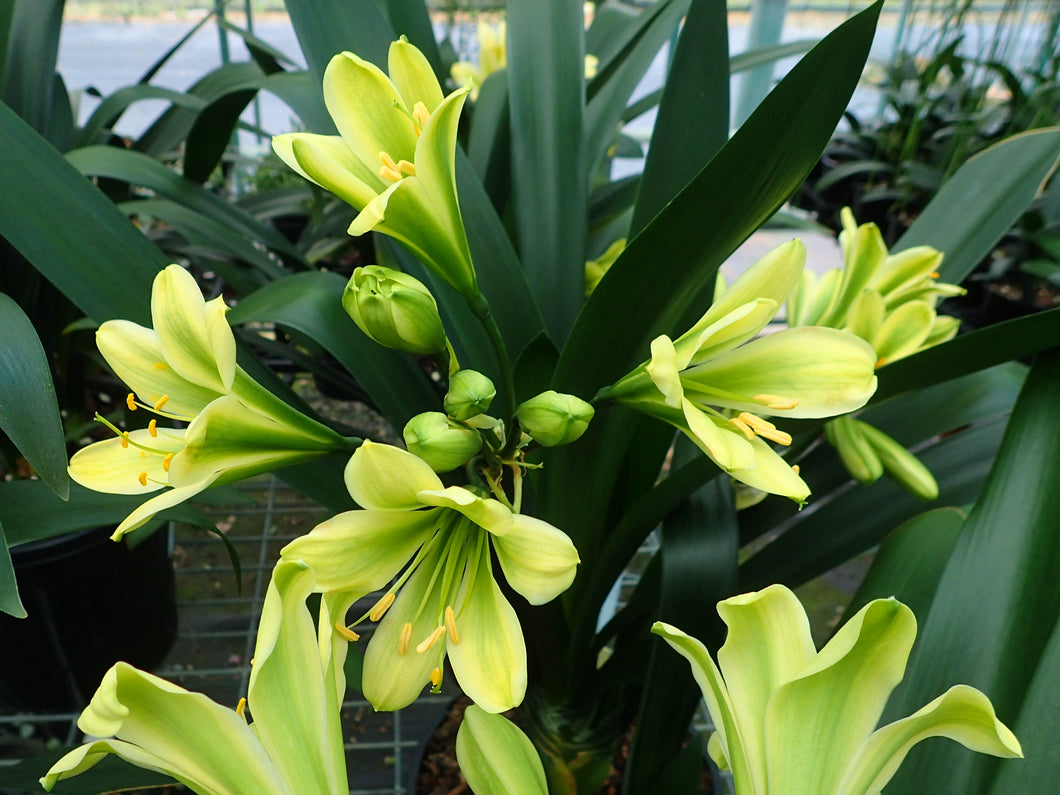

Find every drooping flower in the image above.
[280,441,579,713]
[273,38,480,303]
[69,265,354,538]
[653,584,1022,795]
[598,240,878,504]
[42,560,351,794]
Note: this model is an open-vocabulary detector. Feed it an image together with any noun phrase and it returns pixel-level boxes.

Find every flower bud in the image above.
[403,412,482,472]
[515,391,594,447]
[444,370,496,420]
[342,265,446,355]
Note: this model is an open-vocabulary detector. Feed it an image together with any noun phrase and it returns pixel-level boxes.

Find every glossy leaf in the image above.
[0,293,68,498]
[894,128,1060,283]
[506,0,587,342]
[631,0,729,233]
[227,271,438,429]
[381,0,444,80]
[284,0,393,80]
[0,519,25,618]
[0,102,163,325]
[884,348,1060,795]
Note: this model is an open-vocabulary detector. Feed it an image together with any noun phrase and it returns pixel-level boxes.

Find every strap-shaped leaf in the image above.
[0,520,25,618]
[0,102,164,325]
[884,348,1060,795]
[894,128,1060,284]
[0,294,68,499]
[228,271,438,429]
[507,0,588,342]
[284,0,393,80]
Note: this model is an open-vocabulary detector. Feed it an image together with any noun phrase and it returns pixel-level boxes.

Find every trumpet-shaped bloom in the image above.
[42,560,351,794]
[653,584,1021,795]
[273,39,479,302]
[599,241,878,503]
[70,265,352,538]
[280,441,579,713]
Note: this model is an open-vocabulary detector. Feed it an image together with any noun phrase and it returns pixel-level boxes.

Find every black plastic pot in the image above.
[0,526,177,712]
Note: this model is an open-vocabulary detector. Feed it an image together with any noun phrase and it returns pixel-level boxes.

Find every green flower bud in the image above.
[516,391,595,447]
[342,265,446,355]
[403,412,482,472]
[444,370,496,420]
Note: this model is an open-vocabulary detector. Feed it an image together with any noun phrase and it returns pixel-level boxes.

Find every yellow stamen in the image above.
[430,666,443,687]
[154,395,170,411]
[398,622,414,655]
[728,416,755,440]
[126,392,137,411]
[791,464,800,475]
[369,592,396,622]
[444,606,460,645]
[412,101,430,134]
[416,625,447,654]
[138,472,149,486]
[148,419,158,437]
[397,159,416,177]
[753,394,800,411]
[162,453,174,472]
[738,412,792,446]
[153,361,168,370]
[379,151,403,182]
[119,433,129,449]
[929,271,940,279]
[335,623,360,642]
[236,697,247,718]
[140,450,147,460]
[876,357,887,369]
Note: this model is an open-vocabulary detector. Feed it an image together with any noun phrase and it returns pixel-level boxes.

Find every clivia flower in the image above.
[280,441,580,713]
[273,38,480,303]
[653,584,1022,795]
[69,265,354,538]
[597,241,878,504]
[42,560,351,794]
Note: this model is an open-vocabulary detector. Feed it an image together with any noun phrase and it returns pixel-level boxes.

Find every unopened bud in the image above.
[342,266,446,355]
[516,391,594,447]
[444,370,496,420]
[403,412,482,472]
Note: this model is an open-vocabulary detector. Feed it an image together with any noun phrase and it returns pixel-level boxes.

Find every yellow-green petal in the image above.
[456,705,548,795]
[276,132,384,206]
[69,429,185,496]
[417,486,514,536]
[344,441,443,510]
[388,37,445,113]
[704,240,805,327]
[492,514,579,605]
[280,508,440,593]
[871,300,934,366]
[837,684,1022,795]
[727,436,810,505]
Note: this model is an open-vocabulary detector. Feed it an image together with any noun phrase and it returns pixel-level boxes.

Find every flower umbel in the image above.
[653,584,1022,795]
[42,561,350,794]
[599,240,878,503]
[280,441,579,713]
[69,265,353,538]
[273,38,479,302]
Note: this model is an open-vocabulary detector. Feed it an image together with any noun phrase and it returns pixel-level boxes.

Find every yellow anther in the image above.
[162,453,174,472]
[430,666,443,687]
[416,625,447,654]
[929,271,940,279]
[412,101,430,134]
[138,472,149,486]
[728,415,756,440]
[148,419,158,437]
[753,394,800,411]
[444,606,460,645]
[397,159,416,177]
[335,622,361,642]
[398,622,414,655]
[876,357,887,369]
[236,697,247,718]
[119,433,129,449]
[154,395,170,411]
[379,151,403,182]
[140,450,147,460]
[738,412,792,446]
[791,464,800,475]
[153,361,168,370]
[369,592,396,622]
[126,392,137,411]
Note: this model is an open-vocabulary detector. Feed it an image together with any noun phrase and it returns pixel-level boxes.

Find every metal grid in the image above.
[0,475,453,794]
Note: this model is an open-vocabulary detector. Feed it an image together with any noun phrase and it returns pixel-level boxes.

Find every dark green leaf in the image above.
[0,102,164,325]
[0,293,69,498]
[885,348,1060,794]
[284,0,394,80]
[382,0,444,79]
[184,87,258,184]
[506,0,587,341]
[0,519,26,618]
[895,128,1060,283]
[76,85,206,148]
[0,746,174,793]
[631,0,729,233]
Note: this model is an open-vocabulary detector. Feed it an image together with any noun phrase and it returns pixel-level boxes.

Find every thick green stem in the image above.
[468,294,518,437]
